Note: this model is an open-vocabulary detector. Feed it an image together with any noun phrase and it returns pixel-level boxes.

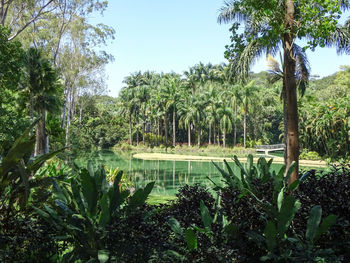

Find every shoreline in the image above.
[132,153,327,168]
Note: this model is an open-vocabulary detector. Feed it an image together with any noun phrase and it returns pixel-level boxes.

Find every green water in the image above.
[74,150,284,196]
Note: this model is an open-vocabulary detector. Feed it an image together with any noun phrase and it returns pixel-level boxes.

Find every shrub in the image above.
[300,149,322,160]
[34,163,154,262]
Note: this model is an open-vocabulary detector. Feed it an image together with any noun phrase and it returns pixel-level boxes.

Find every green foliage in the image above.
[0,27,28,154]
[34,163,155,262]
[104,166,133,191]
[0,119,63,217]
[69,96,128,151]
[0,26,24,92]
[299,96,350,159]
[213,155,340,262]
[299,149,322,160]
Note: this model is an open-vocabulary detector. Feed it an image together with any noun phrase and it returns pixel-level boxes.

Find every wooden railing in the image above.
[255,144,285,155]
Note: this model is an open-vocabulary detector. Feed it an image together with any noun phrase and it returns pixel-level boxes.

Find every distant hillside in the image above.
[309,73,338,91]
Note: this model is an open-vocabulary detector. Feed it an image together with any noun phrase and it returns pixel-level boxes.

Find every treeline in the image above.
[70,63,349,160]
[0,1,114,156]
[116,65,282,148]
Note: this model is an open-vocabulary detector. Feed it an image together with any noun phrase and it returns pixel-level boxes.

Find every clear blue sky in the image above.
[91,1,350,97]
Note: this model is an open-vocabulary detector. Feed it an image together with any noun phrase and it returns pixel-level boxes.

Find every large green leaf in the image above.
[277,195,300,237]
[98,192,110,227]
[212,161,235,188]
[98,250,109,263]
[306,205,322,242]
[128,181,155,209]
[110,188,129,217]
[0,138,35,177]
[185,228,197,251]
[80,169,98,217]
[277,186,285,212]
[200,200,213,230]
[55,200,74,216]
[94,165,108,194]
[71,179,86,215]
[314,214,337,242]
[0,118,39,176]
[264,221,277,252]
[52,179,67,203]
[112,170,123,191]
[26,148,65,174]
[168,217,183,236]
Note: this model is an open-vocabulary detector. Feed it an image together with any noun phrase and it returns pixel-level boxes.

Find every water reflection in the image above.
[75,150,280,196]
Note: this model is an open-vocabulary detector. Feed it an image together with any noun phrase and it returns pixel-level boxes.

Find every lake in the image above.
[74,150,285,196]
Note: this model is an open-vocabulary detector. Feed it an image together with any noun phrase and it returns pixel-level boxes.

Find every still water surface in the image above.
[75,150,284,196]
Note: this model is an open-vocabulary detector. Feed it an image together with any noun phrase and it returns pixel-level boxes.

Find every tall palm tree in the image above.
[240,80,257,148]
[178,94,197,147]
[161,73,182,147]
[217,102,233,148]
[266,48,310,163]
[218,1,350,181]
[205,84,220,145]
[24,47,62,156]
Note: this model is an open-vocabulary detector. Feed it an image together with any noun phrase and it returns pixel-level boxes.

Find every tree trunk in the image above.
[243,104,247,148]
[223,129,226,148]
[136,127,139,146]
[79,107,83,125]
[157,119,160,146]
[61,90,67,129]
[65,96,71,147]
[30,93,34,121]
[45,135,49,154]
[34,109,46,156]
[208,124,211,145]
[142,121,145,145]
[234,105,237,146]
[172,110,176,147]
[213,124,216,146]
[283,0,299,183]
[188,125,191,147]
[164,112,168,145]
[282,86,288,166]
[218,132,221,147]
[129,114,133,145]
[197,126,201,147]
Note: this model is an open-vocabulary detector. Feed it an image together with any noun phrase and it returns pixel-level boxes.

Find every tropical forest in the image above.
[0,1,350,262]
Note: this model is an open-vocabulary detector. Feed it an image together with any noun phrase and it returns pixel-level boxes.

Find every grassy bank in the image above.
[113,143,256,157]
[132,152,327,168]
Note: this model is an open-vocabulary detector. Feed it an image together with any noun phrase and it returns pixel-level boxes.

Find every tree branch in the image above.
[8,0,54,41]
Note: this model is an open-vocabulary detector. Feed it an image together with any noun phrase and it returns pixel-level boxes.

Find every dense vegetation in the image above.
[110,68,349,161]
[1,1,350,262]
[1,128,349,262]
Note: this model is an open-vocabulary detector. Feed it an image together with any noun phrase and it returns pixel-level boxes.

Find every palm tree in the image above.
[178,94,197,147]
[239,81,257,148]
[205,84,220,145]
[266,48,310,163]
[161,73,182,147]
[118,87,135,145]
[217,1,350,182]
[24,47,62,156]
[193,93,207,147]
[217,102,233,148]
[136,72,152,144]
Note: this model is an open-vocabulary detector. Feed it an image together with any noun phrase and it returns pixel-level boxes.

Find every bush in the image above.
[300,149,322,160]
[0,214,60,263]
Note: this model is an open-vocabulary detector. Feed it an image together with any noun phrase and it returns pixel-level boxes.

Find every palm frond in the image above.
[324,20,350,55]
[217,0,249,24]
[293,44,310,97]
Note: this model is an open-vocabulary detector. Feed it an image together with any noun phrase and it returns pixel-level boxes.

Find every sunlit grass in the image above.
[147,194,177,205]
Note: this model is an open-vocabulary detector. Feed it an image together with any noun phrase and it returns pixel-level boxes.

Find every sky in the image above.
[90,1,350,97]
